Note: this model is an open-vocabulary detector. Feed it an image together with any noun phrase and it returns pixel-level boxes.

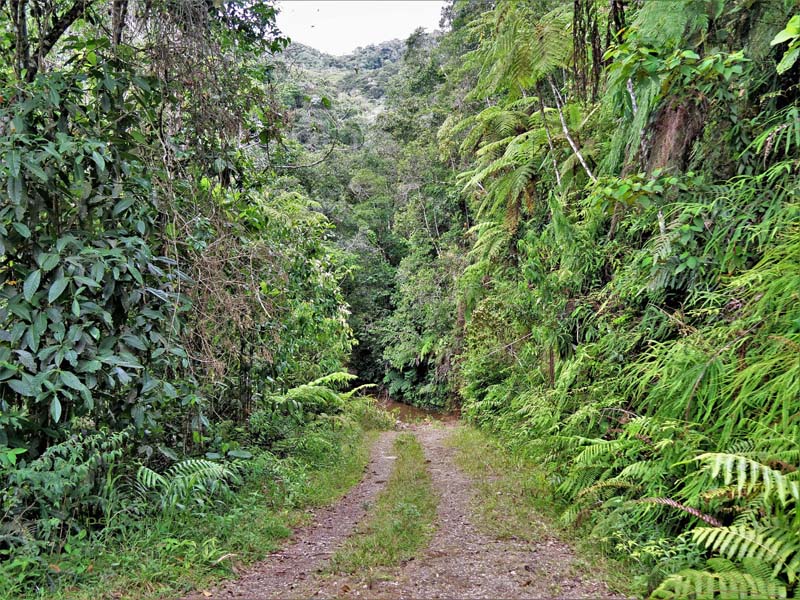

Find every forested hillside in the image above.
[2,0,799,598]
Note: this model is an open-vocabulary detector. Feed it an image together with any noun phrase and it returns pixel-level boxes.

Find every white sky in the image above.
[276,1,446,55]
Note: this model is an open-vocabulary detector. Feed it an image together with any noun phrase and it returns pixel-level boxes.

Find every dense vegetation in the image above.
[371,0,798,596]
[0,1,389,596]
[2,0,799,597]
[277,0,800,595]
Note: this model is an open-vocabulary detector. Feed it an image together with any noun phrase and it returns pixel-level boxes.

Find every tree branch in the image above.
[547,76,596,183]
[27,0,97,82]
[536,89,562,190]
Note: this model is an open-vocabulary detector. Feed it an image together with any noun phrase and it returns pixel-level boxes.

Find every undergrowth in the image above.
[3,393,392,599]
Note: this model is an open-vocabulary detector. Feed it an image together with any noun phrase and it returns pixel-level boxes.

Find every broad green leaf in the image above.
[131,404,144,426]
[59,370,85,391]
[56,235,76,252]
[92,152,106,172]
[74,275,101,289]
[7,379,34,396]
[771,16,800,45]
[227,449,253,459]
[6,150,20,177]
[25,159,48,181]
[114,367,132,385]
[26,327,40,353]
[32,312,47,339]
[50,396,62,423]
[147,288,169,302]
[23,270,42,302]
[12,222,31,238]
[90,261,105,281]
[14,350,36,371]
[128,265,144,285]
[113,198,135,215]
[159,445,179,461]
[38,254,60,272]
[79,360,102,373]
[776,46,799,74]
[48,277,70,303]
[121,334,147,351]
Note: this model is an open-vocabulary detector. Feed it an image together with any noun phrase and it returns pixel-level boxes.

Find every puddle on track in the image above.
[377,395,459,423]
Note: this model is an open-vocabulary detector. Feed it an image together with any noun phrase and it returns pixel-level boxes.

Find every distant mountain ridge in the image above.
[282,40,406,72]
[273,31,440,150]
[276,39,409,105]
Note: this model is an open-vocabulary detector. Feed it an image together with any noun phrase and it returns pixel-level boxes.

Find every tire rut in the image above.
[183,430,398,599]
[308,422,623,599]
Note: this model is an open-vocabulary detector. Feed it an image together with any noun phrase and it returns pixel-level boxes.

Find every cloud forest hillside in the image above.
[2,1,799,598]
[277,1,800,596]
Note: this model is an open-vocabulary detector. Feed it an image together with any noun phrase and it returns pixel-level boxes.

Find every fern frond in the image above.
[136,465,167,491]
[636,497,722,527]
[697,453,800,506]
[651,568,787,599]
[573,438,639,466]
[693,525,800,582]
[307,371,358,390]
[576,479,639,499]
[341,383,378,400]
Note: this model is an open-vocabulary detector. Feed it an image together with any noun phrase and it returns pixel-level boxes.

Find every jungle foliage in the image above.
[3,0,800,597]
[280,0,800,596]
[0,0,382,595]
[356,0,798,597]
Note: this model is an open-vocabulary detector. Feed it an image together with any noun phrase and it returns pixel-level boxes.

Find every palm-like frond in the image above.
[652,568,787,599]
[697,453,800,506]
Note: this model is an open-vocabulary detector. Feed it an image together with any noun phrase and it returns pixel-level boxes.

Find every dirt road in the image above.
[186,422,621,599]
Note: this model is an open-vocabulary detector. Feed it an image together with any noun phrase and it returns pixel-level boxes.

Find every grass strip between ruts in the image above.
[327,432,437,574]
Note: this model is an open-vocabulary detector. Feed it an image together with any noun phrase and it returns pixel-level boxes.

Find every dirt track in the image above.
[183,431,398,599]
[185,423,621,599]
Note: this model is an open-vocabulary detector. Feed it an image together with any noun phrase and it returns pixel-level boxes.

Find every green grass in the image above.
[12,424,378,600]
[447,426,556,541]
[327,432,437,574]
[447,425,632,596]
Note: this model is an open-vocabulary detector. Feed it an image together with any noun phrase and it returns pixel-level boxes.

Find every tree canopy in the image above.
[2,0,800,597]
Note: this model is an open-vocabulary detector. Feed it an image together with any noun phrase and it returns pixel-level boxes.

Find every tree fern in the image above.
[468,3,572,100]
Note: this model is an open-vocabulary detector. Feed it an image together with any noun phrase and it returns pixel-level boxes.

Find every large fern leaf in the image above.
[652,568,787,599]
[697,453,800,506]
[693,526,800,583]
